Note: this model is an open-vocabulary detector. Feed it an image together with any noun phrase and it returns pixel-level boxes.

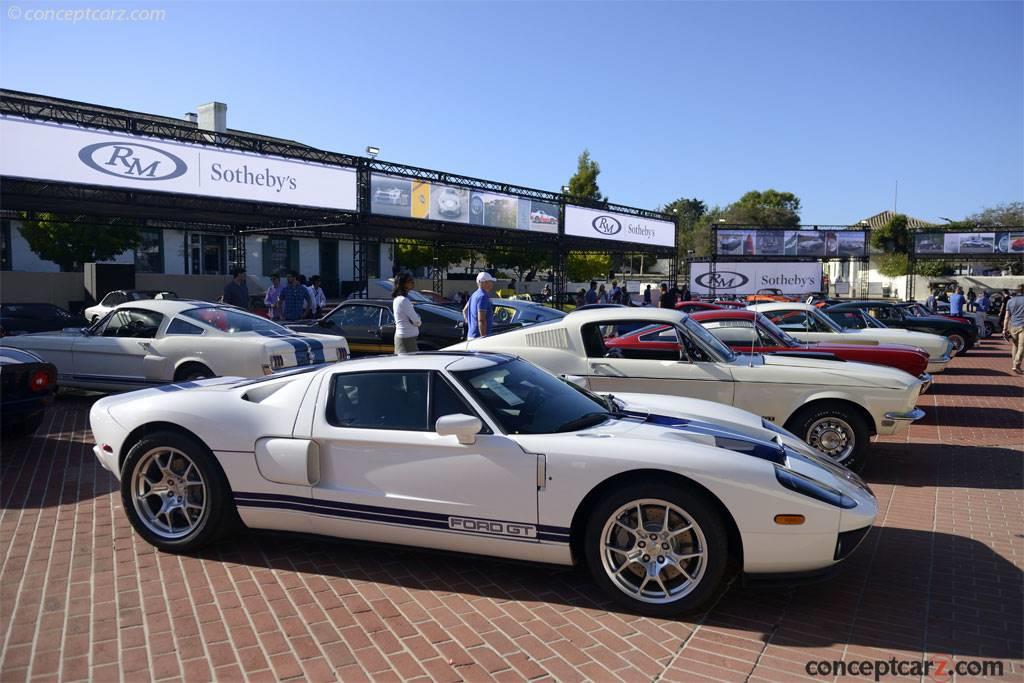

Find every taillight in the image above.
[270,355,285,370]
[336,347,348,361]
[29,368,53,392]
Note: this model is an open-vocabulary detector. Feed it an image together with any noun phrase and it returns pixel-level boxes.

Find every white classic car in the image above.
[89,352,877,615]
[84,289,177,324]
[1,300,348,392]
[451,308,927,469]
[749,302,954,373]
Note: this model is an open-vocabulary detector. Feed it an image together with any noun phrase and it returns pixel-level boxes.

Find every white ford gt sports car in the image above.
[1,300,349,392]
[749,303,954,374]
[451,308,927,470]
[90,352,876,615]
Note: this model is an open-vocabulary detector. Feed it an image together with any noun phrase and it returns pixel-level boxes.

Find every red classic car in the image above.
[604,309,931,382]
[673,301,724,313]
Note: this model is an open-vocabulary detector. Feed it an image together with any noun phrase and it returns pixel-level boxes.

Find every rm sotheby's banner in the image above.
[564,205,675,248]
[690,261,822,296]
[0,116,358,211]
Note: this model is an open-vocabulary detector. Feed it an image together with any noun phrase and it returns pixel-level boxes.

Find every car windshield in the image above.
[451,358,610,434]
[680,317,736,361]
[756,314,801,346]
[808,307,846,332]
[181,306,292,334]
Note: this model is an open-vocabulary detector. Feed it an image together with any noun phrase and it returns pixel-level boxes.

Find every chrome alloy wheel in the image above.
[947,334,966,355]
[806,416,855,463]
[130,447,208,539]
[599,499,708,604]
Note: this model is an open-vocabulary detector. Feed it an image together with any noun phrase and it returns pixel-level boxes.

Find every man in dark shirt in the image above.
[658,283,674,309]
[584,281,598,305]
[279,271,313,321]
[222,268,249,310]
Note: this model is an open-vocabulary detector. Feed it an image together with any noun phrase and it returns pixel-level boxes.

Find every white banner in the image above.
[0,115,358,211]
[564,205,675,248]
[690,262,822,296]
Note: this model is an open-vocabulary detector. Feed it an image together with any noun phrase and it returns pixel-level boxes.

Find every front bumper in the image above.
[917,373,933,394]
[925,354,951,374]
[883,407,926,424]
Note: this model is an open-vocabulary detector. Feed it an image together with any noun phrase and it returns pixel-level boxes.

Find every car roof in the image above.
[689,309,756,322]
[323,351,515,373]
[563,307,688,323]
[109,299,226,315]
[748,302,815,312]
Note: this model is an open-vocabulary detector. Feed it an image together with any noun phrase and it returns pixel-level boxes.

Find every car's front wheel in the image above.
[788,403,870,471]
[947,332,967,356]
[121,431,233,552]
[584,482,728,616]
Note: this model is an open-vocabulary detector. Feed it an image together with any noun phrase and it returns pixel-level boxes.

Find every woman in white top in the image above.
[392,272,422,355]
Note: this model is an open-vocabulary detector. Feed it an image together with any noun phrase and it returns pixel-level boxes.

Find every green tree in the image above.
[871,214,913,277]
[483,246,550,283]
[566,253,611,282]
[565,149,605,201]
[18,213,139,272]
[395,239,473,273]
[722,190,801,227]
[661,197,707,257]
[966,201,1024,226]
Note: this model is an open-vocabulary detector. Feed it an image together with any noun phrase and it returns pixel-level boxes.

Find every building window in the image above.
[262,237,299,276]
[0,220,11,271]
[135,228,163,273]
[189,234,228,275]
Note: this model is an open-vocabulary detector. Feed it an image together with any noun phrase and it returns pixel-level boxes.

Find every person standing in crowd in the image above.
[610,280,622,304]
[584,281,598,305]
[966,288,977,312]
[465,272,496,339]
[949,287,966,316]
[925,289,937,312]
[263,273,284,320]
[977,290,991,315]
[1002,285,1024,374]
[575,288,586,307]
[597,284,608,304]
[392,272,422,355]
[657,283,673,308]
[643,284,652,306]
[278,271,313,322]
[680,284,690,302]
[222,267,249,310]
[308,275,328,318]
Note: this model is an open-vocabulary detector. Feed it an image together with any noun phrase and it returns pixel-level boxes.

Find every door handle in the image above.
[137,342,151,350]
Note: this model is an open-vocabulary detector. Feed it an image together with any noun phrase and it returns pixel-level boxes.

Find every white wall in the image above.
[163,230,186,275]
[298,238,319,277]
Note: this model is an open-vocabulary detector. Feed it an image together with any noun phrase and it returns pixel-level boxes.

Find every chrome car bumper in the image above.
[882,408,926,425]
[917,373,933,394]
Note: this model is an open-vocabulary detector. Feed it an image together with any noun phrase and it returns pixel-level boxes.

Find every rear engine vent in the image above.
[525,328,570,349]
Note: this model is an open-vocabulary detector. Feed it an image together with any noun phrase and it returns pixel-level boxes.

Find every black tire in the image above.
[985,321,996,337]
[583,480,729,617]
[947,333,967,356]
[175,363,214,382]
[120,430,234,552]
[787,402,870,471]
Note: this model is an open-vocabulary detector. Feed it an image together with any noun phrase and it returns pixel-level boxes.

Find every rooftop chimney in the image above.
[196,102,227,133]
[184,112,198,124]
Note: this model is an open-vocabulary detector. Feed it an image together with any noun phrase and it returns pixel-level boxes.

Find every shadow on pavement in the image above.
[864,444,1023,490]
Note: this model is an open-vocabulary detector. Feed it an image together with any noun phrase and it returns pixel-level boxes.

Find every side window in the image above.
[101,309,164,338]
[165,318,205,336]
[328,371,428,430]
[772,310,808,331]
[702,320,757,345]
[330,305,382,329]
[493,306,515,325]
[638,326,677,343]
[430,374,489,432]
[380,309,395,326]
[829,311,865,329]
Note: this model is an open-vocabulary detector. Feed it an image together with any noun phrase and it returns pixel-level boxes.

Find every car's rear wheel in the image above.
[121,431,232,552]
[789,403,870,471]
[584,482,728,616]
[948,332,969,356]
[176,363,214,382]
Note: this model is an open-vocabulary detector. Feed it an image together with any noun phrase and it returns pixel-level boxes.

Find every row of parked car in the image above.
[1,286,989,616]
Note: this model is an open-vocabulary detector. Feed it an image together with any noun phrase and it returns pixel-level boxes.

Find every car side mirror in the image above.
[436,414,482,445]
[561,374,589,389]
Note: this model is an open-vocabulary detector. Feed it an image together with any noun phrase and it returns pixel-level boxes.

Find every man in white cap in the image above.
[464,271,496,339]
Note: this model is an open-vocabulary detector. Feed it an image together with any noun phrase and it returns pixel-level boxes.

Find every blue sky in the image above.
[1,1,1021,224]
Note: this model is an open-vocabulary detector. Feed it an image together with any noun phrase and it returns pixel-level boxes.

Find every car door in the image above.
[73,308,163,387]
[326,304,386,354]
[580,319,735,405]
[311,369,539,555]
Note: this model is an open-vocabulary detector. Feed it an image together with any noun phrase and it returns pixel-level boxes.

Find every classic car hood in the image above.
[753,353,917,389]
[829,328,950,357]
[798,341,927,356]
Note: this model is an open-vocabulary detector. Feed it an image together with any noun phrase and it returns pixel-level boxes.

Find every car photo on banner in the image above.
[430,185,470,222]
[717,230,755,256]
[755,231,784,255]
[835,231,866,256]
[956,233,996,253]
[370,175,412,216]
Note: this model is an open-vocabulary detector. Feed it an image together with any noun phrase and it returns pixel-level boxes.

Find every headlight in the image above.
[270,355,285,370]
[774,466,857,509]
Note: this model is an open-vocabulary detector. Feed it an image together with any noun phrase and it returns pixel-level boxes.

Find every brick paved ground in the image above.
[2,338,1021,682]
